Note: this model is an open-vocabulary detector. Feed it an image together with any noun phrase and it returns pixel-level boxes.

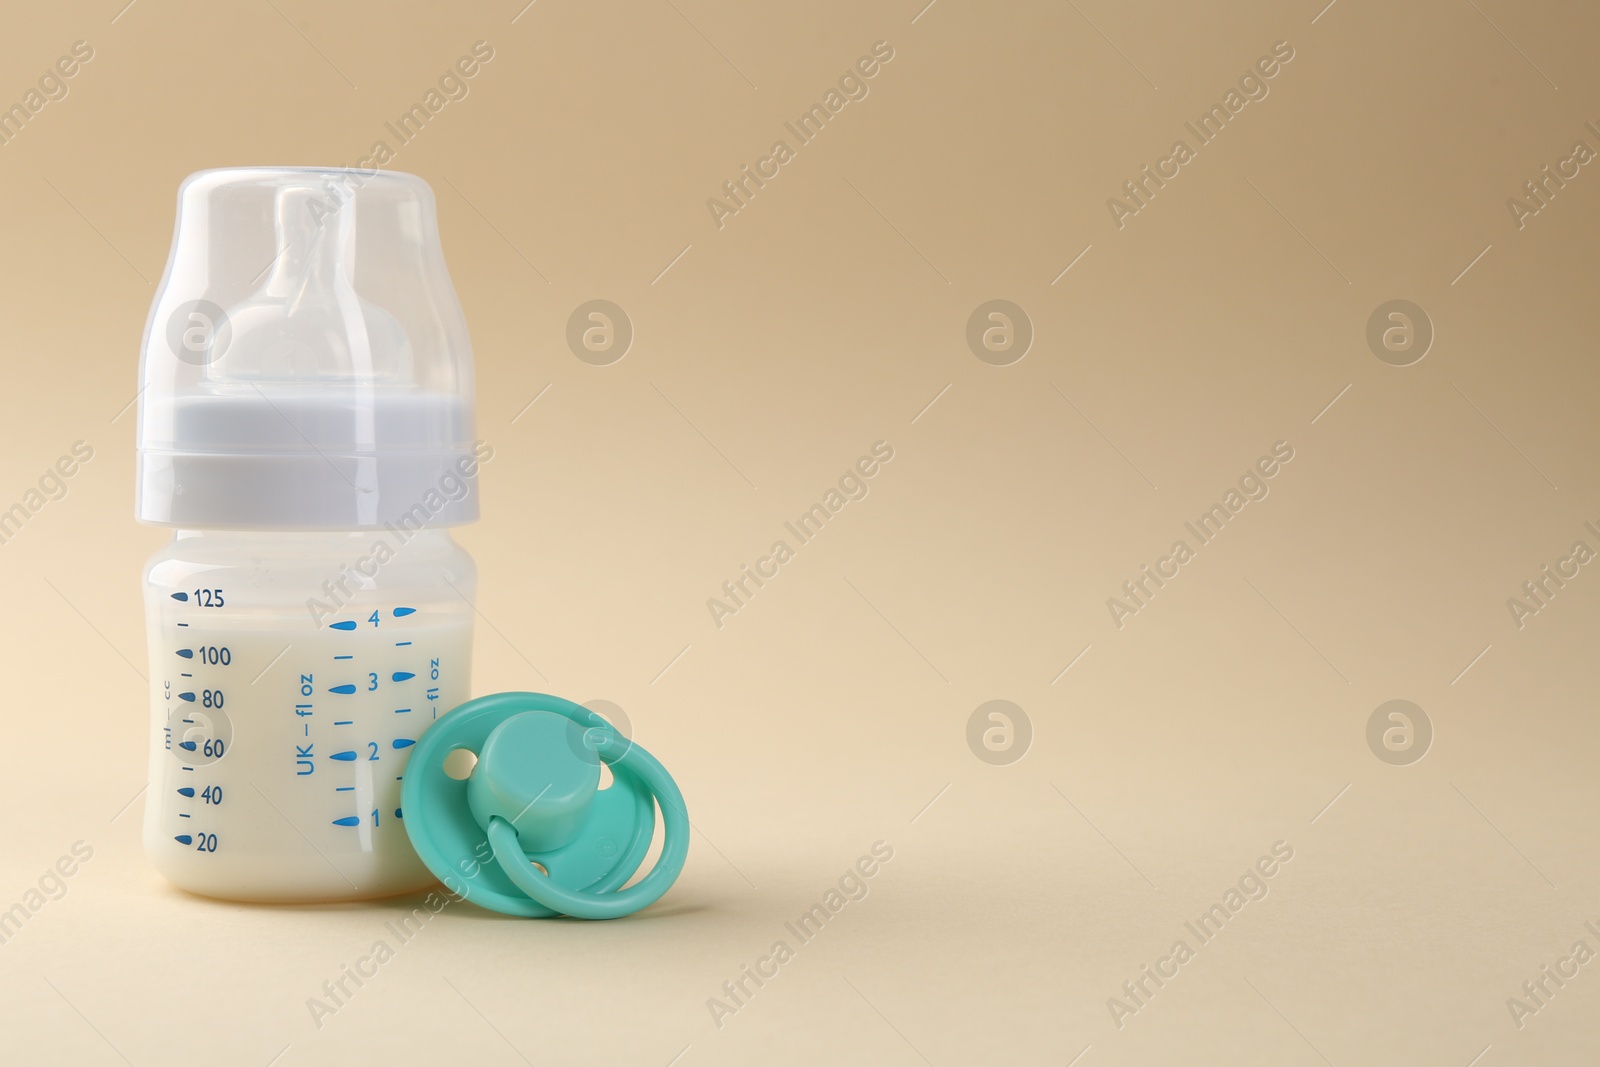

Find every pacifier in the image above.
[401,692,688,918]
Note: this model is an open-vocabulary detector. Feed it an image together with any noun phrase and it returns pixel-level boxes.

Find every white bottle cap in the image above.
[137,167,479,530]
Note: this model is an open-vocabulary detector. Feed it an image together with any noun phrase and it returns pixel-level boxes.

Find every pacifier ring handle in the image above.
[484,730,688,920]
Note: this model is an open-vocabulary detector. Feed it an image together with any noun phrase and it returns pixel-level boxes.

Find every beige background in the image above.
[2,0,1599,1064]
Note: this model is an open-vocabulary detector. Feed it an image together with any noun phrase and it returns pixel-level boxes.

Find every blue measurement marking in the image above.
[330,620,357,631]
[392,671,415,682]
[332,816,361,827]
[170,592,189,602]
[182,718,194,725]
[178,813,191,818]
[392,738,415,750]
[329,684,357,695]
[334,654,353,661]
[174,834,193,844]
[394,808,404,818]
[181,766,194,772]
[179,741,197,751]
[176,649,194,659]
[394,607,416,617]
[177,622,188,627]
[330,750,357,761]
[180,673,192,678]
[394,708,412,714]
[178,787,195,798]
[395,641,412,647]
[336,786,354,792]
[334,720,353,726]
[178,692,195,702]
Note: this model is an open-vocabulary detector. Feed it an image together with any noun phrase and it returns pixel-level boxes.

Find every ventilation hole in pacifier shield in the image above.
[443,748,478,780]
[531,861,549,876]
[597,762,614,790]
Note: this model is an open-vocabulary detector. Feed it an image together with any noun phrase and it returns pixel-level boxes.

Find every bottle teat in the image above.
[218,183,413,385]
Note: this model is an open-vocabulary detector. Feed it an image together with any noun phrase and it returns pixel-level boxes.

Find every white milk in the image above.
[141,530,475,902]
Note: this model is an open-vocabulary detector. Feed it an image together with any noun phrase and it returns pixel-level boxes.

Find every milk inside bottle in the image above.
[136,168,481,902]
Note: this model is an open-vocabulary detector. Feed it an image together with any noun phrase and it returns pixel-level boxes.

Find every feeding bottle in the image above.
[136,168,481,902]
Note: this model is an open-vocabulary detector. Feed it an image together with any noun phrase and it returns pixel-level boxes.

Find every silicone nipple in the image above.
[214,183,412,385]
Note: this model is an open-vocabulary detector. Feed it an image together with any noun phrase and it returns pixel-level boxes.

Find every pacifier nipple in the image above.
[467,711,599,852]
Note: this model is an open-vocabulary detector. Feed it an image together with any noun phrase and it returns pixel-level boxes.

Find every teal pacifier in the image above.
[401,692,688,918]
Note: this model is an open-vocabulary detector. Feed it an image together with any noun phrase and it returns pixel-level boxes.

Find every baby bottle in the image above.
[136,168,481,902]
